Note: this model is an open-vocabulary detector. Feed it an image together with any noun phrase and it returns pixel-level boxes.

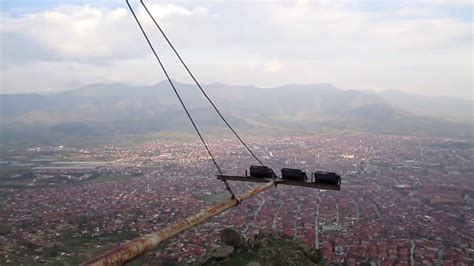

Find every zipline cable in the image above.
[140,0,264,166]
[126,0,236,198]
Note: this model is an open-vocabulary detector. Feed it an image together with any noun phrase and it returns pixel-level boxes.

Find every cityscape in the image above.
[0,132,472,265]
[1,0,473,265]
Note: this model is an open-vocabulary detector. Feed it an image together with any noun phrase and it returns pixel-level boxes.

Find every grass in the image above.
[198,232,322,265]
[89,173,134,183]
[32,230,143,265]
[221,251,255,266]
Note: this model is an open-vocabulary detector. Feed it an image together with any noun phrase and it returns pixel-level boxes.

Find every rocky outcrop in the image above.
[211,246,234,260]
[220,228,244,248]
[196,229,322,266]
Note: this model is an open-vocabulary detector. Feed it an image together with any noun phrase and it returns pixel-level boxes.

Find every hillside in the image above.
[1,81,472,146]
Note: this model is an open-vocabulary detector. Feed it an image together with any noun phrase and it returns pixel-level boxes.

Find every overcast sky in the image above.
[0,0,472,99]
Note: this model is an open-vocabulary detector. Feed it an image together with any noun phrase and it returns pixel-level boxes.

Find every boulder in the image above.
[220,228,244,247]
[247,261,261,266]
[211,245,234,260]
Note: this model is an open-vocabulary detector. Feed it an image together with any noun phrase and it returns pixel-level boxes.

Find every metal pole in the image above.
[82,181,275,266]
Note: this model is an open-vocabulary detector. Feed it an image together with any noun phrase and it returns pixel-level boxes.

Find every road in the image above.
[436,246,444,266]
[314,204,320,250]
[410,240,415,266]
[272,202,283,230]
[293,201,301,239]
[374,204,381,219]
[351,199,360,221]
[242,197,266,236]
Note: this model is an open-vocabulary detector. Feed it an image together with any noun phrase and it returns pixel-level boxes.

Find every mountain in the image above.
[1,81,472,146]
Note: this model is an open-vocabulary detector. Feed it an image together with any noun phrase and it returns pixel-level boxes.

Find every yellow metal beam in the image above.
[82,180,275,266]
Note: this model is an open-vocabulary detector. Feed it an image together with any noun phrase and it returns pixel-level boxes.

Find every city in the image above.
[0,132,472,265]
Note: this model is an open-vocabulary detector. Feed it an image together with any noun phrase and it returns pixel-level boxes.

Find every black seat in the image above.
[249,165,276,179]
[313,171,341,186]
[281,168,307,181]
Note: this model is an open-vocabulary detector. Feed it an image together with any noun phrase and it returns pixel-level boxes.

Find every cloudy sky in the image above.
[0,0,472,98]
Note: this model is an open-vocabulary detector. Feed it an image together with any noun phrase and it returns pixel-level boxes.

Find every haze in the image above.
[1,0,472,99]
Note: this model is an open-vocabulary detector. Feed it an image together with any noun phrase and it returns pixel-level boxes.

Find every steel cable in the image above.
[126,0,236,198]
[140,0,264,166]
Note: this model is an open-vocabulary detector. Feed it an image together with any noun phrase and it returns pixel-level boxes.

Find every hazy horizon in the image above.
[1,0,472,99]
[1,79,473,102]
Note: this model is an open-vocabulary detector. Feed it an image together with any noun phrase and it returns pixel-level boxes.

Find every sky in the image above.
[0,0,472,99]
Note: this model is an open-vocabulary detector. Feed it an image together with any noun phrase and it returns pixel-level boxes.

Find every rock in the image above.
[247,261,261,266]
[196,231,322,265]
[211,245,234,260]
[220,228,244,247]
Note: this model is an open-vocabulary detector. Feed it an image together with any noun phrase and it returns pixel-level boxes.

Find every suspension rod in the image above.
[82,180,275,266]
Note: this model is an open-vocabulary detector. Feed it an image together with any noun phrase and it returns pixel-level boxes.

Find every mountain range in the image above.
[1,81,472,146]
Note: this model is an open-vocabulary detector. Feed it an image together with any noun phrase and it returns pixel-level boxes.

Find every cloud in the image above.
[0,3,206,66]
[433,0,472,6]
[0,1,472,99]
[265,61,284,73]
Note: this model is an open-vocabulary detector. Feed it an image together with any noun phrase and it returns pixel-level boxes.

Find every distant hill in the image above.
[1,81,472,146]
[374,90,472,120]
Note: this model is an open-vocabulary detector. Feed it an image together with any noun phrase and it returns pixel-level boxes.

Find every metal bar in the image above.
[217,175,341,191]
[82,180,276,266]
[217,175,271,183]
